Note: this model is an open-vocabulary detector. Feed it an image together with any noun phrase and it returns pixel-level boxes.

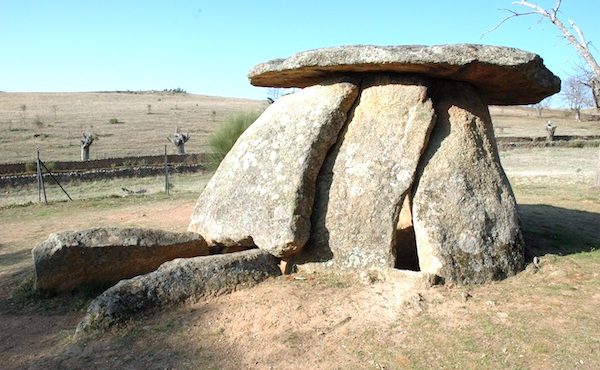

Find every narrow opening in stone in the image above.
[394,195,420,271]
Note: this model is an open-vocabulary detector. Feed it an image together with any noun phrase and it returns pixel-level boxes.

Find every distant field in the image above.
[489,105,600,137]
[0,92,268,164]
[0,92,599,165]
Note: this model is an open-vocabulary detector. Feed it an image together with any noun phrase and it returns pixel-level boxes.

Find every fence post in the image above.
[37,150,48,204]
[164,145,169,195]
[36,150,41,203]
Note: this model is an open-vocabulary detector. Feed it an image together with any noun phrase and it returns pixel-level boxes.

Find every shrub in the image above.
[45,161,57,171]
[108,118,119,124]
[566,139,585,148]
[24,162,37,173]
[207,111,262,169]
[32,115,44,127]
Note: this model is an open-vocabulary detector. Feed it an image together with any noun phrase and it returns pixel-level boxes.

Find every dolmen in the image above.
[189,44,560,285]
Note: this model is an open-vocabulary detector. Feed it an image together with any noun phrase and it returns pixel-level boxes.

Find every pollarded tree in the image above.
[81,132,95,161]
[168,127,191,155]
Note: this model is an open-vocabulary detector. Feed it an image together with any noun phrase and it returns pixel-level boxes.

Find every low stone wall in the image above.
[0,153,206,175]
[0,163,205,188]
[495,135,600,143]
[497,138,600,150]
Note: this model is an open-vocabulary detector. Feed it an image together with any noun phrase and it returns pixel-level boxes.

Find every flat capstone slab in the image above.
[249,44,561,105]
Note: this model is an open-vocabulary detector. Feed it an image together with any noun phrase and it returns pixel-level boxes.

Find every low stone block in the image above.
[76,249,281,332]
[32,227,208,293]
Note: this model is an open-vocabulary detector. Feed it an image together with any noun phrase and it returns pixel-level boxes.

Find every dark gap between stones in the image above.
[394,195,420,271]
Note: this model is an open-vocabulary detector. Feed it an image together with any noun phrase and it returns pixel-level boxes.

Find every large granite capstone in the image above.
[249,44,560,105]
[189,44,560,284]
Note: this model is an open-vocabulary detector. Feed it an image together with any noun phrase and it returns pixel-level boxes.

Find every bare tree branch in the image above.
[484,0,600,110]
[569,20,587,47]
[481,9,537,38]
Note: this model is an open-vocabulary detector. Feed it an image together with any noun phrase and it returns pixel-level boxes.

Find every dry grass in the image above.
[0,92,268,163]
[489,105,600,137]
[0,171,213,207]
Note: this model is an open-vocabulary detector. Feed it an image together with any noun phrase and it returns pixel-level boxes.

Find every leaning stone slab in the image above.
[76,249,280,332]
[294,75,436,269]
[412,81,525,284]
[32,227,208,293]
[189,81,359,258]
[249,44,560,105]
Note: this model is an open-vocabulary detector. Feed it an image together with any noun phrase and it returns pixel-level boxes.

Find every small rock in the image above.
[461,292,472,302]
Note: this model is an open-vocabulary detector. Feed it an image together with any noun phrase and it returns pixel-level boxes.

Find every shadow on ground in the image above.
[0,249,30,268]
[21,303,237,370]
[519,204,600,260]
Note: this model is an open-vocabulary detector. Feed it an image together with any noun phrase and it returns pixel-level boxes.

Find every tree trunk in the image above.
[592,78,600,111]
[546,127,556,142]
[81,147,90,161]
[177,143,185,155]
[596,148,600,188]
[575,108,581,122]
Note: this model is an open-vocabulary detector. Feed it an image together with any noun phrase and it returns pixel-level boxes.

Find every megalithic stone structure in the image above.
[190,44,560,284]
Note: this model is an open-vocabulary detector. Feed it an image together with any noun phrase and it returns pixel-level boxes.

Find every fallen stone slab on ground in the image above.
[76,249,281,332]
[32,227,208,294]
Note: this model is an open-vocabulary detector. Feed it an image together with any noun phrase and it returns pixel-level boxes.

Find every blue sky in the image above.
[1,0,599,102]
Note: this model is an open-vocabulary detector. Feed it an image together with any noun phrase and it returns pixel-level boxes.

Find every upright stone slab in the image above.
[296,75,436,269]
[189,81,359,258]
[412,81,525,284]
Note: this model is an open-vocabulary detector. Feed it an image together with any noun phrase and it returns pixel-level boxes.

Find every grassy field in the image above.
[0,92,599,166]
[0,92,268,163]
[0,93,599,369]
[489,105,600,137]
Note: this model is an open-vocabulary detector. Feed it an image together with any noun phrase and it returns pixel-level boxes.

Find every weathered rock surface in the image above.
[412,81,525,284]
[76,249,280,332]
[32,227,208,293]
[249,44,560,105]
[189,81,359,258]
[294,75,436,269]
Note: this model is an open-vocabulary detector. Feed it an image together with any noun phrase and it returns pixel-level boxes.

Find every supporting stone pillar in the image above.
[297,75,436,269]
[412,81,525,284]
[188,81,359,258]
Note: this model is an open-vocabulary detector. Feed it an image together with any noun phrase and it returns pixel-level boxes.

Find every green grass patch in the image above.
[11,273,107,315]
[207,111,261,169]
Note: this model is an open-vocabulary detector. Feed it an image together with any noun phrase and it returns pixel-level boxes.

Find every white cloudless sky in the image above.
[1,0,599,102]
